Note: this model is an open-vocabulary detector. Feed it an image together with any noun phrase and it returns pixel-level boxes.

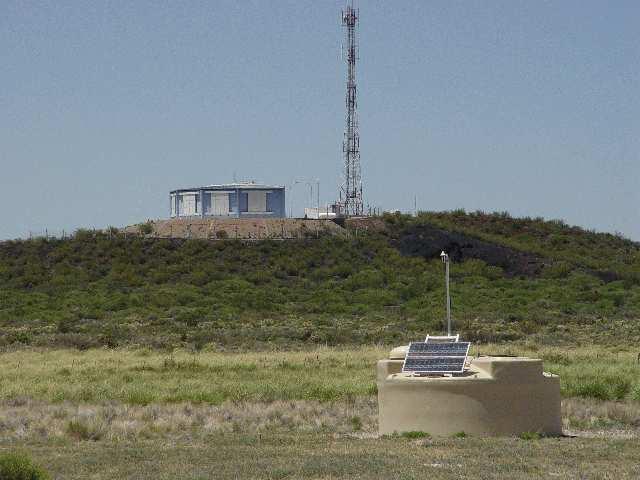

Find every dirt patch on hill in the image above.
[344,217,387,232]
[124,218,345,240]
[396,223,548,277]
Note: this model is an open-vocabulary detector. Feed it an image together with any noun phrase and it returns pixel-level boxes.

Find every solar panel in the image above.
[406,342,470,357]
[402,356,467,373]
[402,341,471,374]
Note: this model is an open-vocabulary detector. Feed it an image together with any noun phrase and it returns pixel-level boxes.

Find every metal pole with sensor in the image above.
[440,251,451,336]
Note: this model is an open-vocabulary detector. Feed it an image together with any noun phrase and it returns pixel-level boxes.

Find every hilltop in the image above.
[1,211,639,349]
[122,217,345,240]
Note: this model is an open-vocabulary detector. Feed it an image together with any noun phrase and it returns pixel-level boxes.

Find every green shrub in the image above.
[56,317,74,334]
[349,416,363,431]
[74,228,94,240]
[9,331,32,345]
[567,376,632,401]
[612,379,632,400]
[542,262,573,279]
[0,452,50,480]
[138,222,154,235]
[630,383,640,402]
[572,380,611,401]
[519,431,541,440]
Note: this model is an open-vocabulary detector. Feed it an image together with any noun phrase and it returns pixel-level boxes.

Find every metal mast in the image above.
[339,1,363,216]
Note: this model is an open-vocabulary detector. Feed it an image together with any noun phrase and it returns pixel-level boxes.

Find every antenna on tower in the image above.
[338,0,363,217]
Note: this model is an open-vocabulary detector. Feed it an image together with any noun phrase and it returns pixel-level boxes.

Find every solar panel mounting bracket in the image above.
[425,334,460,343]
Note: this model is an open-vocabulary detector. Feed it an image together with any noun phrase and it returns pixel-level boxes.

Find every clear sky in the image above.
[1,1,638,240]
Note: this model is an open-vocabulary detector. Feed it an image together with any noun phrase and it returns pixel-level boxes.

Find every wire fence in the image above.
[18,221,370,242]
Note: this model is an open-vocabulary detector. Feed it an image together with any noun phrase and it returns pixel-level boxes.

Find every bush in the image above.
[630,383,640,402]
[571,380,612,401]
[8,332,32,345]
[56,317,74,334]
[138,222,154,235]
[542,262,573,279]
[349,416,363,431]
[0,452,50,480]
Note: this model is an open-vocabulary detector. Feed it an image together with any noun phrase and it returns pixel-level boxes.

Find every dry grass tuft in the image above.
[3,396,640,443]
[563,397,640,433]
[0,397,377,442]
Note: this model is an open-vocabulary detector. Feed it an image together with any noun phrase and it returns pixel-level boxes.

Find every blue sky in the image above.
[1,0,638,239]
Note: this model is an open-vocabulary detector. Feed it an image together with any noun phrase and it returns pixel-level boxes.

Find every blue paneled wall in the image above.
[170,185,286,219]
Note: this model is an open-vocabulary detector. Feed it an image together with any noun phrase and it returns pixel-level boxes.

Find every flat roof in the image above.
[170,183,284,193]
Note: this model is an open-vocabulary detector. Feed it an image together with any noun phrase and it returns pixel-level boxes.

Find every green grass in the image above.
[0,452,50,480]
[0,347,380,405]
[0,345,639,405]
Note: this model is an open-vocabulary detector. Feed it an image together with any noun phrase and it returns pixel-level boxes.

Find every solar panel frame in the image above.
[425,334,459,343]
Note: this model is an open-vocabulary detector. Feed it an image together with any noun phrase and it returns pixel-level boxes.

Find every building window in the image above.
[211,192,230,215]
[247,191,267,213]
[180,193,197,216]
[265,192,273,212]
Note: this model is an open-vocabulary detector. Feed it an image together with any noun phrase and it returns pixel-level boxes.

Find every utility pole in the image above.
[338,1,363,216]
[440,251,451,336]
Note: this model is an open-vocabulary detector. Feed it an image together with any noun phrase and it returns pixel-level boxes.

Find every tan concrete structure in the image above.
[377,346,562,437]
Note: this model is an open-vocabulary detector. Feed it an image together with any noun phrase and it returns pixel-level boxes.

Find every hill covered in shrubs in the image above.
[1,211,639,349]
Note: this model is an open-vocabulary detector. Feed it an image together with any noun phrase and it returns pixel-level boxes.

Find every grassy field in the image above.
[4,434,640,480]
[1,345,639,478]
[1,345,639,404]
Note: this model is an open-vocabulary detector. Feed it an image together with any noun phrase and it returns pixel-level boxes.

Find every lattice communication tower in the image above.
[339,2,363,216]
